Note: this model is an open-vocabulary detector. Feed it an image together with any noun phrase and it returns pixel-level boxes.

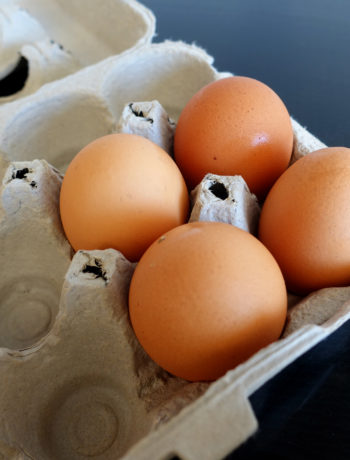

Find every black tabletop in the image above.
[141,1,350,458]
[143,0,350,149]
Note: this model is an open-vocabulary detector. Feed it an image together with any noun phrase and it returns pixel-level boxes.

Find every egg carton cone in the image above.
[0,38,348,460]
[189,173,261,235]
[0,0,155,102]
[117,100,177,155]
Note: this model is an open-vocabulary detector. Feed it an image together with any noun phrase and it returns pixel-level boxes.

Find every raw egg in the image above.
[259,147,350,294]
[129,221,287,381]
[174,76,293,198]
[59,133,189,261]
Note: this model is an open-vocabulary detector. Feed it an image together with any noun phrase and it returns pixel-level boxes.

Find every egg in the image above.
[259,147,350,295]
[59,133,189,262]
[174,76,294,198]
[128,221,287,381]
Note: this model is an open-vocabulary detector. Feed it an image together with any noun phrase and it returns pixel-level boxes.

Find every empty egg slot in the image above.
[0,276,61,351]
[0,55,29,97]
[0,91,116,171]
[0,159,72,351]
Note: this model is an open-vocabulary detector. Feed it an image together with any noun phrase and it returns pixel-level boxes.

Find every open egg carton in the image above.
[1,4,350,460]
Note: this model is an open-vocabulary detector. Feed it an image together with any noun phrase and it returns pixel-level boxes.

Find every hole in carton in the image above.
[129,103,154,123]
[209,181,229,200]
[0,56,29,97]
[1,92,116,172]
[6,167,38,189]
[11,167,31,180]
[82,259,108,283]
[101,44,217,122]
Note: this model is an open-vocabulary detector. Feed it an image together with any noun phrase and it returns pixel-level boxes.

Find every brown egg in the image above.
[59,133,189,262]
[174,76,293,198]
[129,221,287,381]
[259,147,350,295]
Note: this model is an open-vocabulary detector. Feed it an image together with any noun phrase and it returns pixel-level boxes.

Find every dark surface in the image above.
[229,320,350,460]
[141,1,350,459]
[143,0,350,149]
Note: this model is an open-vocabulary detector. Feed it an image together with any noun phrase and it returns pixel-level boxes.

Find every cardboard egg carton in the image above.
[0,0,155,102]
[0,38,349,460]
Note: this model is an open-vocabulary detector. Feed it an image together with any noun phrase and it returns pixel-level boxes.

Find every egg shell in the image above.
[59,133,189,262]
[129,221,287,382]
[259,147,350,294]
[174,76,294,198]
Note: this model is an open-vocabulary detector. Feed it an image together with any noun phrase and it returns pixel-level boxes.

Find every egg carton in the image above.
[0,0,155,103]
[0,39,349,460]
